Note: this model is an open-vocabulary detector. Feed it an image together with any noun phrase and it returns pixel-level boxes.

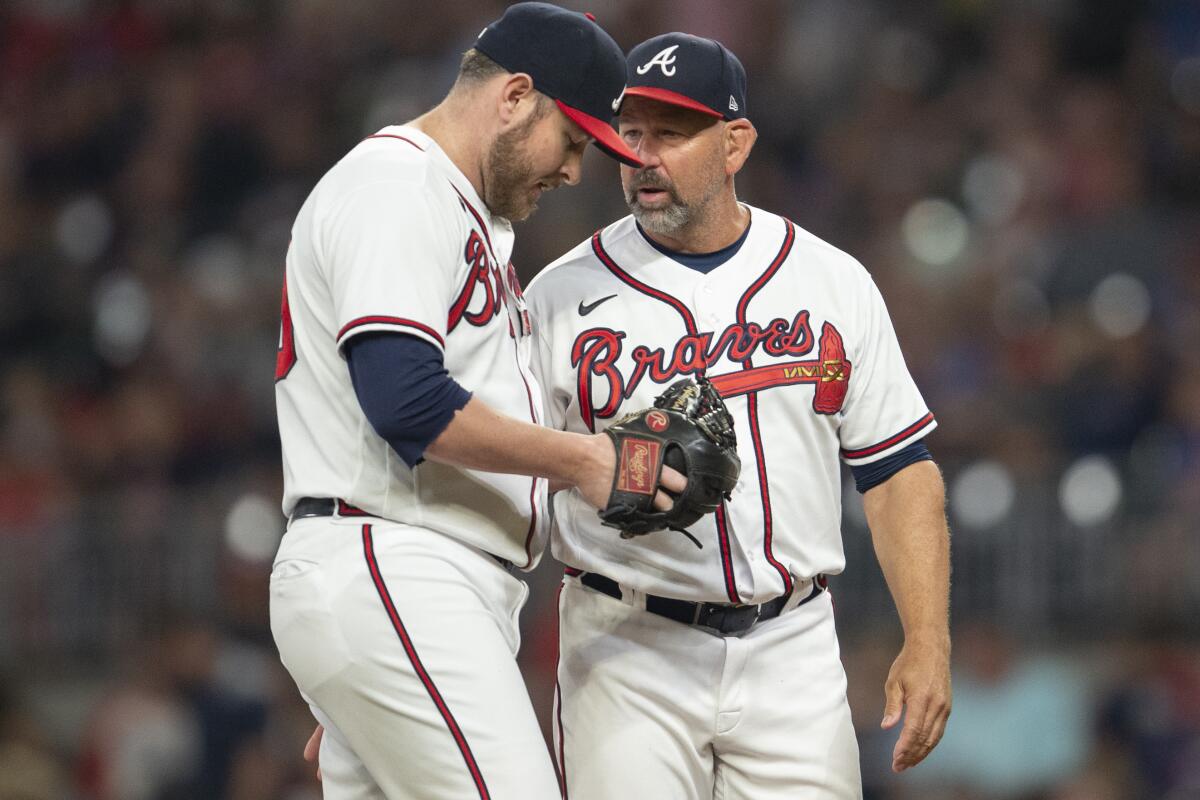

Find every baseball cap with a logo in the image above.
[474,2,643,166]
[620,32,748,121]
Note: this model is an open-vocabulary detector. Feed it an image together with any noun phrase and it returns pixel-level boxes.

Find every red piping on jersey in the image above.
[592,230,740,603]
[509,283,542,569]
[733,219,797,595]
[553,581,569,799]
[591,232,700,332]
[364,133,425,150]
[361,525,492,799]
[713,504,739,601]
[452,187,499,263]
[842,411,936,460]
[337,316,445,348]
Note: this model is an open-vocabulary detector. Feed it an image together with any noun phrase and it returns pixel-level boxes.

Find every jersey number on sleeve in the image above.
[275,277,297,381]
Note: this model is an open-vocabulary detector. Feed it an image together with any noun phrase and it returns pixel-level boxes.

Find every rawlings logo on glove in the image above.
[599,376,740,546]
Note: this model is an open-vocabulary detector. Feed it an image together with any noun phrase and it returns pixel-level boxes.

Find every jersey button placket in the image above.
[695,283,721,328]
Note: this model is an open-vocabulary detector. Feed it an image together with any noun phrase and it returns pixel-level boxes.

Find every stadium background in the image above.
[1,0,1198,797]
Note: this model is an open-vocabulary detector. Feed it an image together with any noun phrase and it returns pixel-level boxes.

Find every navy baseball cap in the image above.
[621,33,747,121]
[474,3,643,167]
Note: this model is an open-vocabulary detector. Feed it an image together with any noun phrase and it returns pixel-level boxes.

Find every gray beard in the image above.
[629,197,692,235]
[625,167,727,238]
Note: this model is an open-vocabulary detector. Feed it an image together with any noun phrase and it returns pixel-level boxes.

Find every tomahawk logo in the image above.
[636,45,680,76]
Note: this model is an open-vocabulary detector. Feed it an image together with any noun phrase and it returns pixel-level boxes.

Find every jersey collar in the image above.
[626,204,759,281]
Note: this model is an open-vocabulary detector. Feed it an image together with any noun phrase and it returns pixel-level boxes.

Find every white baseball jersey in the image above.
[275,125,548,568]
[526,207,935,602]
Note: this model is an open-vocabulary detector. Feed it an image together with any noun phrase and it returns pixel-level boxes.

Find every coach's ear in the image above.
[724,118,757,176]
[497,72,537,128]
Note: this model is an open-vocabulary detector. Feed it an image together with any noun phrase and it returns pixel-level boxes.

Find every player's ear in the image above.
[497,72,536,127]
[724,119,757,176]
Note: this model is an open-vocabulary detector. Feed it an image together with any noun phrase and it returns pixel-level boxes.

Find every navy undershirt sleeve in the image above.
[851,440,933,494]
[345,332,472,469]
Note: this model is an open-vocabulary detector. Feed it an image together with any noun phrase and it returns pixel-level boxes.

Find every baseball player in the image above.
[526,33,953,799]
[268,6,692,799]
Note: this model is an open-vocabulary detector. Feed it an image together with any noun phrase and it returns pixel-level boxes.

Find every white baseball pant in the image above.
[554,575,862,799]
[270,515,560,799]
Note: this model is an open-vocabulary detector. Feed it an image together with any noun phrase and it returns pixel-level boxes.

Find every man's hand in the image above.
[881,638,951,772]
[863,460,952,773]
[571,432,685,512]
[304,724,324,781]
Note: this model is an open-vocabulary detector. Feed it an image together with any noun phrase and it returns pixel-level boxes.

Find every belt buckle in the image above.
[696,602,761,636]
[733,604,762,634]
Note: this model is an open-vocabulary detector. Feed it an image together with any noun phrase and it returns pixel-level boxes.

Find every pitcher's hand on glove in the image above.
[599,376,740,544]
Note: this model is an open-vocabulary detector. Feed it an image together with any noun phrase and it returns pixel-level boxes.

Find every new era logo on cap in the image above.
[619,32,748,121]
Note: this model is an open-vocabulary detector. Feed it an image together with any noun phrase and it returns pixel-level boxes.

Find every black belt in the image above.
[290,497,515,571]
[579,572,826,636]
[290,497,370,520]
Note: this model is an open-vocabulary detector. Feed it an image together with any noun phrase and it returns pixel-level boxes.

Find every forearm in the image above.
[425,396,604,488]
[863,459,951,647]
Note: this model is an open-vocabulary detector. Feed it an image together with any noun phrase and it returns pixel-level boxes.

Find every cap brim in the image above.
[620,86,724,119]
[555,100,643,168]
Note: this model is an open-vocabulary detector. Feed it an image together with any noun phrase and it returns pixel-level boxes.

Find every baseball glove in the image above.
[598,376,740,545]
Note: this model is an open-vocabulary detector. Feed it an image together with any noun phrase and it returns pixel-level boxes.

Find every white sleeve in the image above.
[838,279,936,466]
[321,178,460,354]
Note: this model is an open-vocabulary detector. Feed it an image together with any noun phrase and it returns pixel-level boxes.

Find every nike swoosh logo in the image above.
[578,294,618,316]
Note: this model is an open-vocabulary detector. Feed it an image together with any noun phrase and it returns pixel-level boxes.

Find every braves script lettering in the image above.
[572,312,851,428]
[449,229,506,330]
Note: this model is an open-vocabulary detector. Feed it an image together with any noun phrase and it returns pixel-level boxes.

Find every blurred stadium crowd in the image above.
[0,0,1198,798]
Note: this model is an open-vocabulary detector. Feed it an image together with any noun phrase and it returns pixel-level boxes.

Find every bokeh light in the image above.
[1059,455,1122,527]
[901,198,970,268]
[950,460,1016,530]
[54,194,114,266]
[224,493,283,564]
[92,273,152,366]
[186,235,250,311]
[962,154,1026,227]
[1089,272,1151,339]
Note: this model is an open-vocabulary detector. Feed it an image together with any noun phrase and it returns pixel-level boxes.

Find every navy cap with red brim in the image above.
[474,3,643,167]
[553,100,642,167]
[621,33,748,122]
[620,86,725,119]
